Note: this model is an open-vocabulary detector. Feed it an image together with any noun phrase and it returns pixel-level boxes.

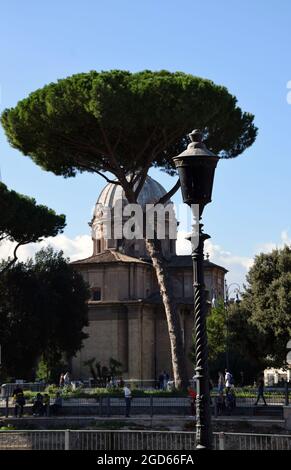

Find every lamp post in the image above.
[173,130,219,450]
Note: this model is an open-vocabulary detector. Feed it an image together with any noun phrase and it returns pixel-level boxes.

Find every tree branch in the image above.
[0,233,10,242]
[156,179,181,205]
[134,165,150,199]
[0,241,30,275]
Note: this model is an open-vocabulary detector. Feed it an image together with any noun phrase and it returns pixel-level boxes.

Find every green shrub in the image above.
[0,425,16,430]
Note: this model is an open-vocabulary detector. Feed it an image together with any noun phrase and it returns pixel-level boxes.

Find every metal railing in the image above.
[1,394,287,419]
[0,429,291,450]
[0,383,46,397]
[213,432,291,450]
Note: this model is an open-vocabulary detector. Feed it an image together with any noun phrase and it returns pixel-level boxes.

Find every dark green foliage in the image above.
[0,182,66,272]
[207,246,291,382]
[206,299,227,362]
[192,299,267,384]
[242,246,291,366]
[109,357,123,377]
[1,70,257,184]
[0,182,65,243]
[83,357,123,386]
[0,70,258,387]
[35,356,68,383]
[0,262,42,380]
[0,247,90,380]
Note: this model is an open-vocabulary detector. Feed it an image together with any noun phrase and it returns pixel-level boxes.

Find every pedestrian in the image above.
[218,371,225,393]
[163,370,169,390]
[254,374,267,406]
[13,386,25,418]
[59,373,65,388]
[63,371,71,387]
[124,383,132,417]
[225,369,233,392]
[158,372,164,390]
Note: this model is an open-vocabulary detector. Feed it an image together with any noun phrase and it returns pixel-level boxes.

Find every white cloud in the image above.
[176,231,192,255]
[1,229,291,288]
[256,230,291,254]
[176,231,253,286]
[176,229,291,287]
[0,234,92,264]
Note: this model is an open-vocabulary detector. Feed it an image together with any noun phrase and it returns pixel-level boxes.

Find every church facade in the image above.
[71,176,227,382]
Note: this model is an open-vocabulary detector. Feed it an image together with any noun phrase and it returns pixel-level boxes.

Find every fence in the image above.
[0,383,46,398]
[0,396,191,418]
[0,395,287,418]
[0,430,291,450]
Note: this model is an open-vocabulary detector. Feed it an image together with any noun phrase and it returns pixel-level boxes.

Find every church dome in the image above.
[96,175,167,209]
[91,175,176,259]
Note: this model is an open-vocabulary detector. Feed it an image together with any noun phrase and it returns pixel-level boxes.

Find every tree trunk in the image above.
[145,237,189,389]
[122,183,188,389]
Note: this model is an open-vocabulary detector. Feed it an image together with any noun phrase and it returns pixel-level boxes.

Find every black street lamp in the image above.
[173,130,219,450]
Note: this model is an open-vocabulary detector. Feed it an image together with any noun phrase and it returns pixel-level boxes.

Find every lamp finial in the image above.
[189,129,203,143]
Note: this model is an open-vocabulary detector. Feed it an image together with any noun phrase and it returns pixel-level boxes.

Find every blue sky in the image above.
[1,0,291,285]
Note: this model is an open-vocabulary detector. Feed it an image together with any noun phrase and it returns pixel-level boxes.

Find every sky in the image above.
[1,0,291,287]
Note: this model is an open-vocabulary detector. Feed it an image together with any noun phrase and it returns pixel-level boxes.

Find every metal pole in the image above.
[64,429,70,450]
[226,305,229,370]
[192,223,212,450]
[285,380,289,406]
[224,281,229,370]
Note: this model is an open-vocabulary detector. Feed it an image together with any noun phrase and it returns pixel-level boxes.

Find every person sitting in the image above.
[43,394,50,416]
[32,393,44,416]
[13,386,26,418]
[50,392,63,415]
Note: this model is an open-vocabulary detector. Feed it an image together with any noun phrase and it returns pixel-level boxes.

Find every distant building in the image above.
[71,176,227,382]
[264,368,291,386]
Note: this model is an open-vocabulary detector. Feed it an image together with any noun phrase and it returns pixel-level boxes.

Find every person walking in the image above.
[124,384,132,417]
[163,371,169,390]
[63,371,71,387]
[158,372,164,390]
[254,374,267,406]
[225,369,233,392]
